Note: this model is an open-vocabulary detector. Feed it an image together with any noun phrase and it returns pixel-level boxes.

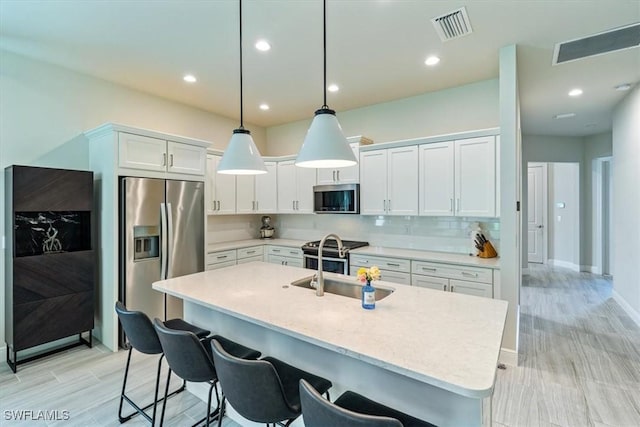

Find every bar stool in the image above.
[153,319,261,427]
[299,379,436,427]
[210,338,332,427]
[115,301,210,426]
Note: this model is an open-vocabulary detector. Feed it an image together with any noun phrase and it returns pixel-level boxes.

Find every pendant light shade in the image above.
[218,0,267,175]
[295,108,355,168]
[295,0,356,169]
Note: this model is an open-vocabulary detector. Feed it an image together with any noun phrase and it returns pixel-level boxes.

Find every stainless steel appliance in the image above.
[119,177,204,346]
[302,239,368,274]
[313,184,360,214]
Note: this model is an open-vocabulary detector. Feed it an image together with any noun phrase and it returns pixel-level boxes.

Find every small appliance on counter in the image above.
[260,215,275,239]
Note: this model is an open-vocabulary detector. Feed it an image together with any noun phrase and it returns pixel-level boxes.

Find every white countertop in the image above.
[153,262,507,398]
[207,238,307,253]
[351,246,500,269]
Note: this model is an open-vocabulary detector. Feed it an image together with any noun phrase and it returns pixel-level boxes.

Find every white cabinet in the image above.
[277,160,316,213]
[237,162,277,213]
[350,254,411,285]
[207,246,265,270]
[455,136,496,217]
[419,136,496,217]
[206,154,236,215]
[119,132,206,176]
[266,245,303,267]
[360,146,418,216]
[317,143,360,184]
[410,260,493,298]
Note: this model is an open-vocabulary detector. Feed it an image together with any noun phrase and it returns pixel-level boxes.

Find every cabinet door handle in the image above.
[462,272,479,277]
[284,261,288,266]
[422,267,437,272]
[336,170,340,181]
[450,285,455,292]
[388,199,391,212]
[296,200,299,210]
[252,201,255,210]
[273,249,281,253]
[443,284,448,292]
[169,154,174,167]
[217,255,227,259]
[292,200,295,210]
[383,199,387,212]
[289,251,298,255]
[256,201,259,211]
[450,198,453,212]
[247,250,256,254]
[386,262,400,267]
[333,170,336,181]
[162,153,167,166]
[456,198,460,213]
[217,200,221,211]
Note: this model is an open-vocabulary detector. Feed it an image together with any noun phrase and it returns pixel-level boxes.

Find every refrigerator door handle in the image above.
[166,202,174,279]
[160,202,168,280]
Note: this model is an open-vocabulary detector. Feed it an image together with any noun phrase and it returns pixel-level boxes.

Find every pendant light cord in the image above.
[322,0,328,109]
[239,0,244,129]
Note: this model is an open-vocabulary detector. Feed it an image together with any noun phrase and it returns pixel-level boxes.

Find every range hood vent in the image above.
[431,7,473,42]
[553,23,640,65]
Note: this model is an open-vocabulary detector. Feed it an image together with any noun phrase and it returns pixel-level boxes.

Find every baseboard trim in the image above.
[0,345,5,364]
[580,265,598,273]
[499,347,518,367]
[612,290,640,328]
[548,259,580,272]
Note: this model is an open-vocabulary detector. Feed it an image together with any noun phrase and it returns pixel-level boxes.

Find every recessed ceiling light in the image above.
[615,83,632,91]
[327,84,339,92]
[255,40,271,51]
[554,113,576,119]
[259,103,270,111]
[183,74,197,83]
[424,56,440,66]
[568,88,583,97]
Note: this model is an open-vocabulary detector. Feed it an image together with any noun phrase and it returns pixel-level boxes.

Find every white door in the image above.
[316,168,336,185]
[527,163,546,263]
[449,279,492,298]
[335,143,360,183]
[167,141,206,176]
[412,275,448,291]
[295,166,317,213]
[118,133,167,172]
[360,150,388,215]
[387,146,419,215]
[419,142,455,216]
[236,175,256,213]
[256,162,277,213]
[205,155,217,214]
[455,136,496,217]
[277,161,297,213]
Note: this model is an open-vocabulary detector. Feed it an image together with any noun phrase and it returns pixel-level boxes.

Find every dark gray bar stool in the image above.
[210,338,332,427]
[300,379,437,427]
[153,319,261,427]
[115,301,210,426]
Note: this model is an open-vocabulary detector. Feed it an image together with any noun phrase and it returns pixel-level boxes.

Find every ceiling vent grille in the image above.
[431,7,473,42]
[553,23,640,65]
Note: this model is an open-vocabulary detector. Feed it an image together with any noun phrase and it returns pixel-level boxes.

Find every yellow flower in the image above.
[355,266,381,282]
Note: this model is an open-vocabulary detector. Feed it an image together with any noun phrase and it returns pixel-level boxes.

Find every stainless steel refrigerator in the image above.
[119,177,204,346]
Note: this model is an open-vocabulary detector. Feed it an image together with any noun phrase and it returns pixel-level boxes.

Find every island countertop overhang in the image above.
[152,262,508,399]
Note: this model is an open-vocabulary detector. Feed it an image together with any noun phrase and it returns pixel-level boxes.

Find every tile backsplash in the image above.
[208,214,500,255]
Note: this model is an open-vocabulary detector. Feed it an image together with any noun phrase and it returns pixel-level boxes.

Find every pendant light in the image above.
[218,0,267,175]
[295,0,356,168]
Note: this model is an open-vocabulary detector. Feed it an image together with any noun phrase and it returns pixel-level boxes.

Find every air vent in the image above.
[431,7,473,42]
[553,23,640,65]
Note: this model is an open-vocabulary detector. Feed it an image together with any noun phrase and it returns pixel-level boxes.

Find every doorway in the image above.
[527,163,547,264]
[593,157,613,276]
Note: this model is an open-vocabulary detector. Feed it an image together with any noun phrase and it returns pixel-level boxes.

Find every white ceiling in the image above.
[1,0,638,137]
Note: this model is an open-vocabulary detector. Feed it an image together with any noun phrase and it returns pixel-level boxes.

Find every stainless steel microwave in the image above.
[313,184,360,214]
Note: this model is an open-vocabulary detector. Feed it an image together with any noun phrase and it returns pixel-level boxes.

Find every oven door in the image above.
[303,254,348,275]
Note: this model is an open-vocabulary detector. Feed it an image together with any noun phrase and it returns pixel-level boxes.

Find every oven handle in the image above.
[303,254,347,263]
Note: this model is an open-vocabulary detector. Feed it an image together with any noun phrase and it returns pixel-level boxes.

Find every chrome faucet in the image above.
[316,233,347,296]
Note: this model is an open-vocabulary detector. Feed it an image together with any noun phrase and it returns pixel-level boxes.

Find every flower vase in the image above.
[362,280,376,310]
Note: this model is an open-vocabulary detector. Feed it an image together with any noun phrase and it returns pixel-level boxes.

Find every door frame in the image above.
[527,162,548,266]
[593,156,613,276]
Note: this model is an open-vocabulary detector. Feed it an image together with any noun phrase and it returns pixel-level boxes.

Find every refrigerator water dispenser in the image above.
[133,226,159,260]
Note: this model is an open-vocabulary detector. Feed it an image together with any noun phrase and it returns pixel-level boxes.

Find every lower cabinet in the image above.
[206,245,264,270]
[350,254,411,285]
[411,260,493,298]
[266,245,303,267]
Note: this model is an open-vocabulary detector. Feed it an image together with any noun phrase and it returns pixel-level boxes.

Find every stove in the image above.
[302,239,369,275]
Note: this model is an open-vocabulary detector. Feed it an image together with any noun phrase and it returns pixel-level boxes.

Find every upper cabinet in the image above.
[419,136,496,217]
[316,137,372,185]
[277,160,316,213]
[119,132,206,176]
[237,161,277,213]
[360,146,418,215]
[206,154,236,215]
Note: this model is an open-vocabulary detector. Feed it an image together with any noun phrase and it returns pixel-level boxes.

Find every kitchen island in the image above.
[153,262,508,427]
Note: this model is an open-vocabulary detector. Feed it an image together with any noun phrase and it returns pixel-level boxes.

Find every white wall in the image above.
[548,163,580,269]
[612,85,640,319]
[0,50,267,348]
[265,79,499,155]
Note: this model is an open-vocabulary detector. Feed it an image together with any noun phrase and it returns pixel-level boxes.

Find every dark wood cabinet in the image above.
[4,165,95,372]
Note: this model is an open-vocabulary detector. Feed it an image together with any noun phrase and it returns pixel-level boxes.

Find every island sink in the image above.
[291,275,394,301]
